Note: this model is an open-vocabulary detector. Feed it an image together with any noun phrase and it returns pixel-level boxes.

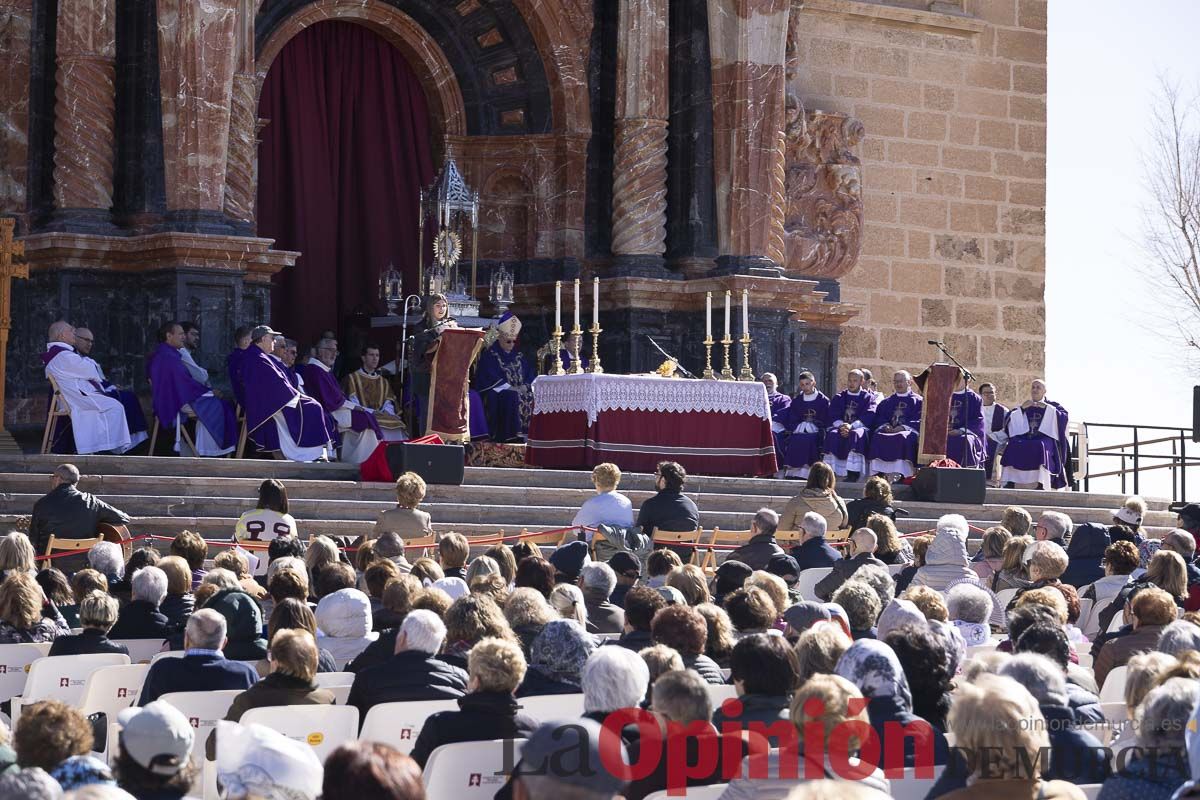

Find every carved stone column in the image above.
[223,0,256,227]
[610,0,670,277]
[157,0,238,224]
[707,0,789,274]
[0,0,33,226]
[52,0,116,218]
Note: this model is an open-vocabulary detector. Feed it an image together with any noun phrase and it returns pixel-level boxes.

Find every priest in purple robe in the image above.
[821,368,877,481]
[1000,379,1070,489]
[68,326,149,451]
[147,321,237,456]
[241,326,335,461]
[868,370,923,479]
[945,376,987,468]
[761,373,792,471]
[980,382,1009,483]
[226,325,253,409]
[300,334,384,464]
[475,313,536,443]
[780,371,830,479]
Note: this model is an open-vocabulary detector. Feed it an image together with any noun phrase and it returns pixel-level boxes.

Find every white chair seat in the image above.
[516,693,585,721]
[1079,784,1103,800]
[796,567,833,601]
[239,704,358,763]
[360,699,460,755]
[423,739,525,800]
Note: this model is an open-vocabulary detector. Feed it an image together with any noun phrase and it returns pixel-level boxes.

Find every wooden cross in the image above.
[0,218,28,448]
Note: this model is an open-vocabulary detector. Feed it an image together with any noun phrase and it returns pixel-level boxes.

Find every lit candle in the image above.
[555,281,562,332]
[724,291,731,339]
[706,292,712,340]
[593,277,599,327]
[742,289,749,336]
[574,279,581,330]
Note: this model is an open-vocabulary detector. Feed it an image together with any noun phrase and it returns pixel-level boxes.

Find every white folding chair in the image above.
[517,693,585,721]
[150,650,186,665]
[705,684,738,709]
[1107,610,1127,633]
[887,563,907,576]
[644,785,729,800]
[1075,650,1094,670]
[111,639,169,664]
[239,704,359,764]
[313,672,355,690]
[158,690,242,776]
[1099,665,1128,703]
[1078,784,1103,800]
[360,699,460,754]
[993,587,1018,611]
[422,738,525,800]
[0,643,52,704]
[795,567,833,601]
[12,653,130,721]
[886,765,947,800]
[79,663,151,758]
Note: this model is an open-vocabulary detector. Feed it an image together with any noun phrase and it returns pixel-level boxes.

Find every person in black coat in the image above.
[789,512,843,572]
[726,509,785,571]
[612,586,665,652]
[48,591,129,657]
[580,563,625,634]
[138,610,259,705]
[711,634,797,746]
[108,567,171,641]
[844,476,900,532]
[813,528,886,601]
[346,610,467,721]
[410,638,539,768]
[636,461,700,540]
[1060,522,1110,589]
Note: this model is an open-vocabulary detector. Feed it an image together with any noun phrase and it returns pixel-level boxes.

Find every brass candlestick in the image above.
[569,327,584,374]
[720,335,734,380]
[588,324,604,374]
[550,328,566,375]
[738,334,755,381]
[702,337,715,379]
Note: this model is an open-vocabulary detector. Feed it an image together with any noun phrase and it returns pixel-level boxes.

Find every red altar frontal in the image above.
[525,374,778,477]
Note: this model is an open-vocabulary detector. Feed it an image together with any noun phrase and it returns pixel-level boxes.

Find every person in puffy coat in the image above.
[315,587,378,668]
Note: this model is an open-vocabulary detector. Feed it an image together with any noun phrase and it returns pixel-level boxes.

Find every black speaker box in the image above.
[383,442,465,485]
[911,466,986,505]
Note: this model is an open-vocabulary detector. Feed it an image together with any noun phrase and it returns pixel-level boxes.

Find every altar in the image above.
[525,373,778,477]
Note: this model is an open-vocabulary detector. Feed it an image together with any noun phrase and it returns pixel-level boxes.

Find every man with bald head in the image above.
[820,368,877,481]
[867,370,923,479]
[42,320,135,454]
[1000,379,1070,489]
[300,336,383,463]
[69,327,149,451]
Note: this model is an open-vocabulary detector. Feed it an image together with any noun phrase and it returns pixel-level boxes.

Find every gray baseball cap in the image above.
[250,324,282,342]
[117,701,195,776]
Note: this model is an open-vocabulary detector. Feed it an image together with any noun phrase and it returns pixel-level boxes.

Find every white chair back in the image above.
[887,765,947,800]
[79,663,151,718]
[423,739,525,800]
[158,690,242,774]
[1078,784,1103,800]
[705,684,738,708]
[517,693,585,721]
[1099,665,1128,703]
[887,564,907,576]
[0,643,52,703]
[111,639,169,664]
[795,567,833,601]
[18,653,130,710]
[993,587,1018,610]
[360,699,460,754]
[150,650,186,664]
[314,672,355,689]
[239,704,359,764]
[644,786,729,800]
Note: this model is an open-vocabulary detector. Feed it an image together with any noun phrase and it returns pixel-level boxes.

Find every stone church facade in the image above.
[0,0,1045,429]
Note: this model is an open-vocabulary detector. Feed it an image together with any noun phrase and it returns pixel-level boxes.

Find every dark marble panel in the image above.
[112,0,167,231]
[583,0,617,260]
[26,0,58,230]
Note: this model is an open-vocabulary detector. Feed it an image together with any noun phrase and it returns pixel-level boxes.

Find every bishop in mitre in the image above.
[342,343,408,441]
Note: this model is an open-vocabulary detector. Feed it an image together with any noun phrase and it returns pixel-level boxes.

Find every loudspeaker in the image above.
[911,466,986,505]
[384,442,465,485]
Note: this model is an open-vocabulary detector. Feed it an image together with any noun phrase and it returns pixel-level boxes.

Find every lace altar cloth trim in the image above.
[531,373,771,426]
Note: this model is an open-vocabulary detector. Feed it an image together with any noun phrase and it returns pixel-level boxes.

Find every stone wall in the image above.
[790,0,1046,402]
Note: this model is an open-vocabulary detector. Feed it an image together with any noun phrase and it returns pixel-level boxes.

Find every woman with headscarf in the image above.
[834,638,951,766]
[516,618,596,696]
[908,515,980,592]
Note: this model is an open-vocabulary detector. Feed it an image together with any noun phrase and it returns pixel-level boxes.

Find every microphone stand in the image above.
[644,334,696,379]
[928,340,975,384]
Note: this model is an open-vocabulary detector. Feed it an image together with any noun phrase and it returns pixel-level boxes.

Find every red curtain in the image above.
[257,21,434,346]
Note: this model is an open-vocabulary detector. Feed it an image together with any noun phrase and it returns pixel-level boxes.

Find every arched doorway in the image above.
[256,20,435,347]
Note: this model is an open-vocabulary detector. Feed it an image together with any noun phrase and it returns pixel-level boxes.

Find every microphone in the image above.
[927,340,943,346]
[644,334,696,379]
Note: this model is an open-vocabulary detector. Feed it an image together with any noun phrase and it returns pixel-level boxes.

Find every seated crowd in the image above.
[8,458,1200,799]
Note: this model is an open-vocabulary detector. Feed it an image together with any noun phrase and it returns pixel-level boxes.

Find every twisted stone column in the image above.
[767,128,786,267]
[52,0,116,211]
[223,72,257,223]
[610,0,669,269]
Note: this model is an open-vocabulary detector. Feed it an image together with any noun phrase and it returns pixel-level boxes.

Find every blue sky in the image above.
[1046,0,1200,495]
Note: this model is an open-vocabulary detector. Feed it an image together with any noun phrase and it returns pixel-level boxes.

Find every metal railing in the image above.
[1075,422,1200,502]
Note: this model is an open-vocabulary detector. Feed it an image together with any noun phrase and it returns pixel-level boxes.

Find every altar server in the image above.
[71,327,148,449]
[867,370,923,479]
[1000,379,1070,490]
[761,373,792,467]
[821,369,877,481]
[342,344,407,441]
[475,312,536,443]
[780,371,829,479]
[42,320,134,454]
[301,335,384,463]
[147,321,237,456]
[242,326,335,461]
[945,375,987,468]
[980,382,1008,481]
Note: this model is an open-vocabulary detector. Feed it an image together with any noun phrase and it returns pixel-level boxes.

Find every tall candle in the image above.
[574,279,581,329]
[555,281,562,332]
[742,289,749,336]
[593,277,599,327]
[724,291,731,339]
[706,292,712,339]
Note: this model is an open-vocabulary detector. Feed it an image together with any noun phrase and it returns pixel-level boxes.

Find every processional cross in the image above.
[0,219,28,452]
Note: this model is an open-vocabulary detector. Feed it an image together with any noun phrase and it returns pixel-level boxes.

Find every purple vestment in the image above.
[147,343,236,448]
[300,361,384,439]
[945,389,987,468]
[768,391,791,457]
[868,392,923,469]
[983,402,1008,476]
[242,347,335,452]
[227,347,250,408]
[475,343,536,442]
[1001,403,1069,489]
[780,392,830,469]
[822,389,877,462]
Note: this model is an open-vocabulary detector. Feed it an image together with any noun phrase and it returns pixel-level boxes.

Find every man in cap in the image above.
[549,540,590,584]
[115,701,196,796]
[301,334,384,464]
[475,311,536,442]
[146,320,237,455]
[1176,503,1200,539]
[239,325,336,462]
